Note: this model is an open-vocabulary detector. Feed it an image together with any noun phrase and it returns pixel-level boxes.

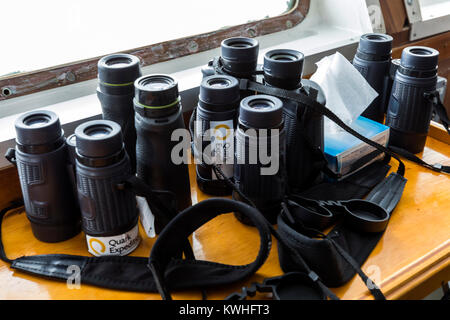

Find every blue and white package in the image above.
[324,116,390,178]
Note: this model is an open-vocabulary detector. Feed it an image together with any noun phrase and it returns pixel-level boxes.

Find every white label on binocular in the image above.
[136,195,155,238]
[86,224,140,256]
[210,120,234,180]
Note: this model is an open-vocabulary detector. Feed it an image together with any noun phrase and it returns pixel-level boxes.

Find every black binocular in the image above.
[134,74,192,232]
[97,53,142,173]
[74,120,140,256]
[6,110,81,242]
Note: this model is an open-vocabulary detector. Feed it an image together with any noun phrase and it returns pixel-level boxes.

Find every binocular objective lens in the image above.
[409,48,434,56]
[365,34,390,41]
[23,114,52,128]
[139,75,174,91]
[207,78,232,88]
[84,124,113,138]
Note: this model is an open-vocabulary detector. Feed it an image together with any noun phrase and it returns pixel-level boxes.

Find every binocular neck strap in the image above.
[0,197,274,299]
[240,79,450,175]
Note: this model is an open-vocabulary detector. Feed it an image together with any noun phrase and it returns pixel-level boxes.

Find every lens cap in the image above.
[134,74,179,107]
[263,49,304,88]
[220,37,259,75]
[15,110,62,146]
[199,75,240,106]
[75,120,123,158]
[401,46,439,71]
[98,54,141,85]
[357,33,393,57]
[239,95,283,129]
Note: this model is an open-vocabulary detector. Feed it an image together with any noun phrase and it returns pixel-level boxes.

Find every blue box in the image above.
[324,116,390,178]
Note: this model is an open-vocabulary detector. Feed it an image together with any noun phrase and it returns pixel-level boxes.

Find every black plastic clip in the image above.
[5,148,17,166]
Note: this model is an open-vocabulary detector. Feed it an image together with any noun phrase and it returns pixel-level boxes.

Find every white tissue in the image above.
[310,52,378,133]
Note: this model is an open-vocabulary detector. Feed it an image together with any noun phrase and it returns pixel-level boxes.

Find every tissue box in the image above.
[324,116,390,179]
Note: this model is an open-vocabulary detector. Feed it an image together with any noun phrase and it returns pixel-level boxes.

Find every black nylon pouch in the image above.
[278,168,407,288]
[1,198,272,294]
[277,217,384,287]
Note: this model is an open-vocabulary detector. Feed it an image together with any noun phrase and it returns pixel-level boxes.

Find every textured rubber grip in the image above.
[76,155,138,236]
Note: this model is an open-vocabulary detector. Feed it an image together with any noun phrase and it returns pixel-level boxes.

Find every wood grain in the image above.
[0,135,448,300]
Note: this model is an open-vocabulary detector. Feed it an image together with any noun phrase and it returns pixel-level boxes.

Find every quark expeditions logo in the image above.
[86,224,140,256]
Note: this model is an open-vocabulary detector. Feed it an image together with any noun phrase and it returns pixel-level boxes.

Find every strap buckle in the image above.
[239,78,249,91]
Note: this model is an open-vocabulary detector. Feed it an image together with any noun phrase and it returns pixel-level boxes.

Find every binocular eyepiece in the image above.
[220,37,259,78]
[134,74,180,117]
[98,54,141,92]
[263,49,304,90]
[239,95,284,129]
[15,111,64,152]
[134,74,192,231]
[356,33,393,60]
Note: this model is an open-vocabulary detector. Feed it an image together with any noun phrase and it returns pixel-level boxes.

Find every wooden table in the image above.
[0,134,449,300]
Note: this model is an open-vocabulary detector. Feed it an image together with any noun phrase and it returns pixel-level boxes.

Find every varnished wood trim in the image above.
[358,240,449,300]
[0,0,310,101]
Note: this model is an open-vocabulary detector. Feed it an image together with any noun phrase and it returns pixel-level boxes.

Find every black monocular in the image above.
[194,74,240,195]
[134,74,192,232]
[97,53,141,173]
[233,94,286,225]
[6,110,81,242]
[75,120,140,256]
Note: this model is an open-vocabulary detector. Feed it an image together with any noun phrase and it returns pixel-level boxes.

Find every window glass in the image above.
[1,0,293,76]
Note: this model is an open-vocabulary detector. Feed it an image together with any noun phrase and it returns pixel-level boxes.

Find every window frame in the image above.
[0,0,310,101]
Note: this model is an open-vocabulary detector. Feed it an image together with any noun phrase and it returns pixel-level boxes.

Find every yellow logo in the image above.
[89,238,106,255]
[213,124,231,141]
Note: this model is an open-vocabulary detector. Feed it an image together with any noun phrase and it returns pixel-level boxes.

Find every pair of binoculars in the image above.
[353,33,440,154]
[8,56,194,252]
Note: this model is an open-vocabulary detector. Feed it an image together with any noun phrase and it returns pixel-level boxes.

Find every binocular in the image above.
[354,33,441,154]
[6,111,81,242]
[196,37,326,200]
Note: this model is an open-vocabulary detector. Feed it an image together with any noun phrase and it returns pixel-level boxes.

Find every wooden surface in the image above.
[0,135,449,300]
[379,0,407,34]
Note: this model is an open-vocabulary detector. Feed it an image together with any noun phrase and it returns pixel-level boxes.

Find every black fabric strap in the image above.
[329,239,385,300]
[0,200,24,263]
[389,145,450,174]
[148,198,272,299]
[0,197,272,297]
[212,164,340,300]
[388,90,449,174]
